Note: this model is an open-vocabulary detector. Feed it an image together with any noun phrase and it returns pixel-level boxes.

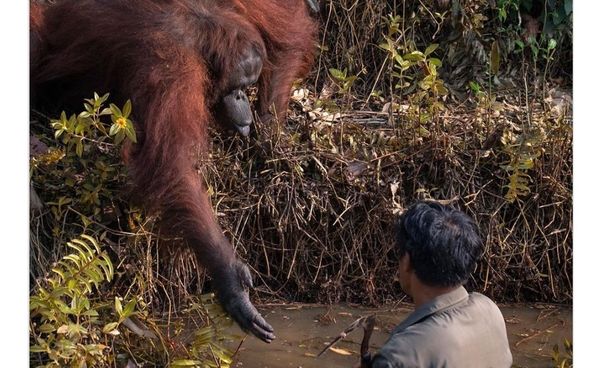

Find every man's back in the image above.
[372,287,513,368]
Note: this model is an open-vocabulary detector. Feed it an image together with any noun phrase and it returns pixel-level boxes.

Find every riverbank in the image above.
[227,303,571,368]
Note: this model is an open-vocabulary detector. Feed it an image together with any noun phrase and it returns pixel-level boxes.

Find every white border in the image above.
[0,0,29,364]
[573,1,596,365]
[1,0,585,365]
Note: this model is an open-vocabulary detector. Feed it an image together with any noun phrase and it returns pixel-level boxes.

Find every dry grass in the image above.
[30,0,572,309]
[200,87,572,305]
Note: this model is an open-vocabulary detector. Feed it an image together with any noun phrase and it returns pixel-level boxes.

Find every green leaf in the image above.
[102,322,119,334]
[99,107,112,116]
[378,41,394,53]
[52,267,66,281]
[424,43,439,56]
[70,238,94,257]
[67,323,88,336]
[122,99,132,118]
[122,298,137,318]
[211,345,234,363]
[393,54,403,65]
[96,254,113,280]
[170,360,203,367]
[109,123,120,136]
[548,38,557,51]
[115,297,123,316]
[403,51,425,62]
[434,81,448,95]
[38,323,56,333]
[75,139,84,158]
[328,68,346,81]
[110,103,123,117]
[530,43,539,57]
[81,309,99,317]
[30,345,47,353]
[420,75,434,90]
[499,8,507,22]
[124,122,137,143]
[81,234,100,252]
[114,131,125,145]
[81,215,92,228]
[85,343,108,356]
[428,58,442,67]
[515,39,524,50]
[74,121,86,135]
[99,92,110,104]
[29,345,47,353]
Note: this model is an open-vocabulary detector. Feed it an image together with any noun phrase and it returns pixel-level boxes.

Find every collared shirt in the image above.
[371,286,513,368]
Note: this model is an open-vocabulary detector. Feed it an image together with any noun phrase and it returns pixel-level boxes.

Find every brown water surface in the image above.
[227,303,571,368]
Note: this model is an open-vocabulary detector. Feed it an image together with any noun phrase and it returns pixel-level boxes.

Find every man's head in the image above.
[395,201,483,293]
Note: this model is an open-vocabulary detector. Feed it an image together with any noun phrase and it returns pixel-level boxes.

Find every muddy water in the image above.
[227,303,571,368]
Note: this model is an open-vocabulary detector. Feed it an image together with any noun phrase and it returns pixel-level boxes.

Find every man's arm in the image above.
[360,352,394,368]
[362,333,422,368]
[371,355,394,368]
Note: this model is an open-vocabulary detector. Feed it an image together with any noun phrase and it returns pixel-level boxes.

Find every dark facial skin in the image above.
[227,45,263,92]
[216,45,263,135]
[217,89,253,136]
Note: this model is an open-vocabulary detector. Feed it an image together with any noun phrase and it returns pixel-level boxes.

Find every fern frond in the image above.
[501,127,546,203]
[48,235,113,296]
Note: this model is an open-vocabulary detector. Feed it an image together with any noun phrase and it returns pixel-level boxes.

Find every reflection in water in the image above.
[227,304,571,368]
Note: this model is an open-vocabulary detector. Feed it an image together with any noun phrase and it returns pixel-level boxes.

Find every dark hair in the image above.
[395,201,483,287]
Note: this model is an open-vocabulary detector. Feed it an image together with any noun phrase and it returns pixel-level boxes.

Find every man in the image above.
[364,201,512,368]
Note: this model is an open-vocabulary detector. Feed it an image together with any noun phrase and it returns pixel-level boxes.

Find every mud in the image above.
[227,303,571,368]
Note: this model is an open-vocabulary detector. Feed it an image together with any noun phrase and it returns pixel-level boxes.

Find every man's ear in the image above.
[400,253,412,273]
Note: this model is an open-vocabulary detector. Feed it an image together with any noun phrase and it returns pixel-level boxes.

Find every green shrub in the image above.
[30,94,235,368]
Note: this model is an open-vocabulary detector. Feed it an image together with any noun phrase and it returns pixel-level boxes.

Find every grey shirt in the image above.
[371,287,512,368]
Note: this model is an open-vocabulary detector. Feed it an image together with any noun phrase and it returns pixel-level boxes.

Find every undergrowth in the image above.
[30,1,572,365]
[30,95,236,367]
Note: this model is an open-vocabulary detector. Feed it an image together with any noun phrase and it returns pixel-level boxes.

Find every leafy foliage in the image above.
[500,126,546,203]
[30,95,236,367]
[329,68,358,95]
[552,339,573,368]
[31,93,135,238]
[30,233,235,368]
[496,0,572,72]
[170,296,236,368]
[376,14,448,136]
[30,234,136,368]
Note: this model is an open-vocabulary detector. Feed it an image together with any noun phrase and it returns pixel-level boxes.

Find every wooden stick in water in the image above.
[317,314,376,359]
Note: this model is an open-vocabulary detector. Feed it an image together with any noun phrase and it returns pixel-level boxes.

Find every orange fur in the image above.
[30,0,316,275]
[235,0,318,121]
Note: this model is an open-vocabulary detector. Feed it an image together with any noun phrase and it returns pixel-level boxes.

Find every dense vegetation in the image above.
[30,0,572,366]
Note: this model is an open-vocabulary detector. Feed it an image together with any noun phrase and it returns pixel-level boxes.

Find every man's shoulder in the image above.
[373,332,424,367]
[372,292,511,367]
[373,327,458,368]
[380,292,503,345]
[469,291,498,304]
[466,292,506,319]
